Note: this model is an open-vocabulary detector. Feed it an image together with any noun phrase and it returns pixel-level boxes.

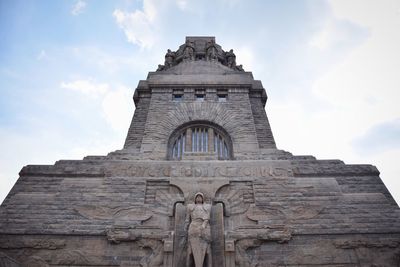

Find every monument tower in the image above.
[1,36,400,266]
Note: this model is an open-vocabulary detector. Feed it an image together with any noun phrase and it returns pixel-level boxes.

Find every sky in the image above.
[0,0,399,205]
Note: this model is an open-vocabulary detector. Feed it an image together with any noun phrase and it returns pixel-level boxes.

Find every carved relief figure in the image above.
[185,192,212,267]
[183,41,195,62]
[235,239,260,267]
[206,41,218,61]
[138,239,164,267]
[235,64,244,71]
[225,49,236,68]
[164,49,176,68]
[156,64,165,71]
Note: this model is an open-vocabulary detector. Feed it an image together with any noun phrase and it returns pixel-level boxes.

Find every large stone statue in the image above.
[225,49,236,68]
[183,41,195,62]
[185,192,212,267]
[206,41,218,62]
[164,49,176,68]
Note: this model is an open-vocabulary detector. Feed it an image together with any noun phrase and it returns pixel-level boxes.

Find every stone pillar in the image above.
[163,239,173,267]
[186,128,192,152]
[173,203,187,267]
[208,128,214,153]
[225,239,235,267]
[211,203,225,267]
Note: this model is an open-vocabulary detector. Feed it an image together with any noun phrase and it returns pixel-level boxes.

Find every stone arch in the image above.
[139,101,259,158]
[167,120,233,160]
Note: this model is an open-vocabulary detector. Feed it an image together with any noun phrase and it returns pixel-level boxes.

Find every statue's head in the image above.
[194,192,204,204]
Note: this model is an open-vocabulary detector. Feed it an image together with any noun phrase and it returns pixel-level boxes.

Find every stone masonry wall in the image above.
[138,87,261,159]
[0,158,399,266]
[1,159,399,236]
[249,95,276,149]
[123,95,151,150]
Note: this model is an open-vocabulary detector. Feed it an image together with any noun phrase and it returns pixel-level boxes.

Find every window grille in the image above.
[170,124,231,160]
[192,127,208,152]
[172,132,185,159]
[214,132,229,159]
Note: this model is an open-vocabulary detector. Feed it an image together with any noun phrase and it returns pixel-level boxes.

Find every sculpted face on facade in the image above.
[0,36,399,267]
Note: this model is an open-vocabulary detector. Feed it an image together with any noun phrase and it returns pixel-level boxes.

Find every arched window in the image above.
[169,122,232,160]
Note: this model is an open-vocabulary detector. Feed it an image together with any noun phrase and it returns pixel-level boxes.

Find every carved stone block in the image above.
[225,240,235,252]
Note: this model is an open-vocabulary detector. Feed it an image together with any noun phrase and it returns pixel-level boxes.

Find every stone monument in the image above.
[1,36,400,266]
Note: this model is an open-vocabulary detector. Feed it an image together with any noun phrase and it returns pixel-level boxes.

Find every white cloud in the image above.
[71,0,86,16]
[233,46,254,71]
[1,79,132,204]
[0,127,124,205]
[176,0,188,10]
[309,19,359,50]
[313,0,400,129]
[352,118,400,154]
[113,0,159,49]
[268,0,400,205]
[36,49,48,60]
[69,45,159,75]
[60,79,133,132]
[305,0,400,203]
[61,79,109,96]
[101,85,133,132]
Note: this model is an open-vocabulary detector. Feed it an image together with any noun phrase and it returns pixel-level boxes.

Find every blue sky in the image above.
[1,0,400,204]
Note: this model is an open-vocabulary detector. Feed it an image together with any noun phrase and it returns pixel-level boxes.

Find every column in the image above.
[185,128,192,153]
[208,128,214,153]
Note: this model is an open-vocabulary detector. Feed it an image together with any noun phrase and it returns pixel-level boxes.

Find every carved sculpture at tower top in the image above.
[164,49,176,68]
[185,193,212,267]
[206,40,218,62]
[225,49,236,68]
[183,41,195,62]
[155,37,245,72]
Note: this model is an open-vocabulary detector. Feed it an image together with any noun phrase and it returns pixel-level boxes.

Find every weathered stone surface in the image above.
[1,36,399,267]
[0,253,21,267]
